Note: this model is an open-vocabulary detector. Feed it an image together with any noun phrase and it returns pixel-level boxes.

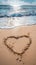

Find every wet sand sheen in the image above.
[0,25,36,65]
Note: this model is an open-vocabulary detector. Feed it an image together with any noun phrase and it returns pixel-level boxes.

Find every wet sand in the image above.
[0,25,36,65]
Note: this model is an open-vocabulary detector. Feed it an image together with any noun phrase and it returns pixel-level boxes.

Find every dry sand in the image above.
[0,25,36,65]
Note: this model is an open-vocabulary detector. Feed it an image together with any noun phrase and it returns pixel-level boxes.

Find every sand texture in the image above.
[0,25,36,65]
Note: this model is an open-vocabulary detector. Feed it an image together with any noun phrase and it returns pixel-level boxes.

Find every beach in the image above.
[0,25,36,65]
[0,0,36,65]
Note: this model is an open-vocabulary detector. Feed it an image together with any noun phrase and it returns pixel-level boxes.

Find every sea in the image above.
[0,5,36,28]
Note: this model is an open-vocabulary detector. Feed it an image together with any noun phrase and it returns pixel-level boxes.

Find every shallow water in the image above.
[0,5,36,28]
[0,16,36,28]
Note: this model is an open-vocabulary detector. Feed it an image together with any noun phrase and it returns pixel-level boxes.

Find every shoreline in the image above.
[0,24,36,29]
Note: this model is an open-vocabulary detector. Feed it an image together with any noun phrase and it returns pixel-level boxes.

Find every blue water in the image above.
[0,5,36,28]
[0,5,36,17]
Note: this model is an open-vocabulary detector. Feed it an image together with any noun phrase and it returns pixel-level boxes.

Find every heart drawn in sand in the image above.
[4,34,32,56]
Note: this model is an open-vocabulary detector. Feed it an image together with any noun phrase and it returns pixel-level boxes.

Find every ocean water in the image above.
[0,5,36,28]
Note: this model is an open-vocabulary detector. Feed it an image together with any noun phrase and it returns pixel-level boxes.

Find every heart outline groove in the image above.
[4,33,32,64]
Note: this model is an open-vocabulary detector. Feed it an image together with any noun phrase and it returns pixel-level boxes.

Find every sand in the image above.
[0,25,36,65]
